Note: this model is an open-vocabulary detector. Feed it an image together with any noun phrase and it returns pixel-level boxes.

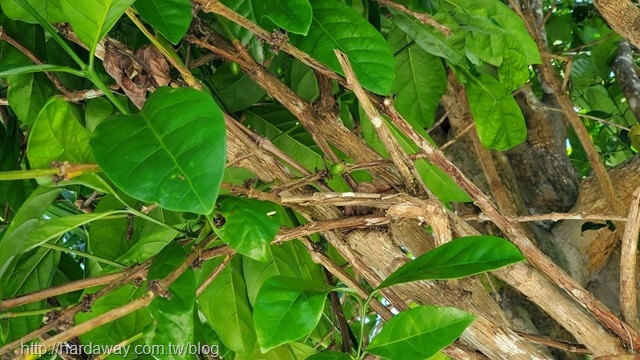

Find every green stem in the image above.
[83,68,130,115]
[14,0,85,68]
[40,243,126,269]
[126,208,187,235]
[0,306,64,319]
[0,168,59,181]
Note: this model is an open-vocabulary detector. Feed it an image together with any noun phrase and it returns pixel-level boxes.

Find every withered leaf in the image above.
[103,40,147,109]
[136,44,171,88]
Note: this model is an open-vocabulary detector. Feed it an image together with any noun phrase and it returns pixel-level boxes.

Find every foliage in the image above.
[0,0,635,359]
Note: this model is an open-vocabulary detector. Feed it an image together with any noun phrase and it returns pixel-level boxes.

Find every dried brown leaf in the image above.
[136,44,171,88]
[103,40,147,109]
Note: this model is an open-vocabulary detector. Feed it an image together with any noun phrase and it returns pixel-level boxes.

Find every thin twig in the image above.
[0,26,73,98]
[334,49,419,194]
[377,0,452,36]
[620,187,640,329]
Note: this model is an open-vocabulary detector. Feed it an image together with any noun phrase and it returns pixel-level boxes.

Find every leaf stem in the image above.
[82,68,130,115]
[14,0,85,68]
[0,168,59,181]
[0,306,64,319]
[124,8,200,89]
[40,243,126,269]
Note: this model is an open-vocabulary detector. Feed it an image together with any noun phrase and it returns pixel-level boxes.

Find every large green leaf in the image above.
[76,285,152,349]
[378,236,525,289]
[263,0,312,35]
[366,305,475,360]
[60,0,135,54]
[144,242,196,360]
[391,9,465,65]
[134,0,192,44]
[1,247,60,344]
[243,240,323,306]
[208,63,266,112]
[27,98,93,169]
[436,0,540,64]
[1,0,65,23]
[198,257,256,357]
[213,196,281,262]
[0,186,60,297]
[291,0,395,95]
[498,37,529,92]
[219,0,265,62]
[253,276,332,352]
[7,73,51,126]
[90,87,226,214]
[466,74,526,150]
[388,26,446,128]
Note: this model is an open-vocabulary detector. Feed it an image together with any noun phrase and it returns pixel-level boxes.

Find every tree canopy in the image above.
[1,0,640,359]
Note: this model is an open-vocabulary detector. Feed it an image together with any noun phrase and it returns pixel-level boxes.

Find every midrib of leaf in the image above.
[405,44,427,121]
[149,0,175,38]
[9,247,55,296]
[142,114,207,212]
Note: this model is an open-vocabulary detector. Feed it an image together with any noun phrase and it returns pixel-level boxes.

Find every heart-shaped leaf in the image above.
[90,87,226,214]
[378,235,525,290]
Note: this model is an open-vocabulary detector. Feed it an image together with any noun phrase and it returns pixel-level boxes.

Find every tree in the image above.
[0,0,639,358]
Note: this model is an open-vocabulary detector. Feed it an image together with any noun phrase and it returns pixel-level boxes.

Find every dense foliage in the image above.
[0,0,639,359]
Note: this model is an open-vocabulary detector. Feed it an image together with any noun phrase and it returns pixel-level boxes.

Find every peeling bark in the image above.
[613,40,640,121]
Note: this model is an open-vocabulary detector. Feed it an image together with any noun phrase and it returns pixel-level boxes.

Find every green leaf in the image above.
[498,37,529,92]
[388,26,446,128]
[289,59,319,102]
[366,305,475,360]
[263,0,312,35]
[466,74,526,150]
[85,97,114,132]
[452,8,504,66]
[391,9,465,65]
[438,0,540,64]
[90,87,226,214]
[378,236,525,289]
[0,186,60,297]
[134,0,192,45]
[7,73,51,126]
[253,276,332,352]
[60,0,135,54]
[1,0,65,23]
[208,63,266,112]
[144,242,196,360]
[0,64,80,77]
[198,257,256,357]
[76,285,152,348]
[306,352,352,360]
[213,196,280,262]
[1,247,60,343]
[27,98,94,169]
[291,0,395,95]
[219,0,265,63]
[360,109,471,202]
[243,240,323,306]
